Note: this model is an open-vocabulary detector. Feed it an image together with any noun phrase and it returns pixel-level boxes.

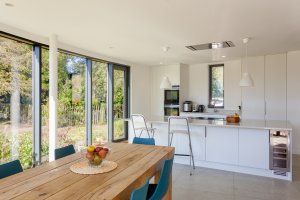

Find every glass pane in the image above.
[211,66,224,107]
[57,52,86,151]
[113,69,125,140]
[0,36,33,169]
[92,61,108,144]
[41,48,49,163]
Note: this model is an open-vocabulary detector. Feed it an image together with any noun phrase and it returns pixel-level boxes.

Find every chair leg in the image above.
[188,133,195,175]
[169,132,174,146]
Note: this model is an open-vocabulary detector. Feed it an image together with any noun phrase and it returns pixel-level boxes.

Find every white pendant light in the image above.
[240,38,254,87]
[160,76,172,89]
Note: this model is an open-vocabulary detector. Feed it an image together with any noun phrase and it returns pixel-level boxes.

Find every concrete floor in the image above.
[172,155,300,200]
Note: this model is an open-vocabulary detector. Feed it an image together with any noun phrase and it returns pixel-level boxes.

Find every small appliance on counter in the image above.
[183,101,192,112]
[198,105,205,113]
[192,104,198,112]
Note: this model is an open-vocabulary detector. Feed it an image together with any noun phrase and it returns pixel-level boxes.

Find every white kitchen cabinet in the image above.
[190,126,206,160]
[265,54,287,120]
[242,56,265,120]
[206,127,239,165]
[238,128,269,169]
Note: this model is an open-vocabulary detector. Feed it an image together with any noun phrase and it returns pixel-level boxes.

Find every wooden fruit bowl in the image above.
[226,116,240,123]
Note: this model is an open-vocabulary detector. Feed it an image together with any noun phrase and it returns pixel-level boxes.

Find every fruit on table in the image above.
[87,145,95,153]
[86,152,94,161]
[95,146,103,152]
[99,150,107,158]
[86,145,110,166]
[94,155,102,165]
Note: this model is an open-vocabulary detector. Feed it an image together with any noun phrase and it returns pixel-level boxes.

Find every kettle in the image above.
[198,105,205,113]
[183,101,192,112]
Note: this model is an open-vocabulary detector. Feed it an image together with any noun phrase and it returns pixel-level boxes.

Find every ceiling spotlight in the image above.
[162,46,170,52]
[159,62,163,65]
[5,3,14,7]
[221,55,226,58]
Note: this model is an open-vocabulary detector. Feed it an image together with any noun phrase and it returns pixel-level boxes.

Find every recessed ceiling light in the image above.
[221,55,226,58]
[162,46,170,52]
[108,46,113,49]
[159,62,163,65]
[5,3,14,7]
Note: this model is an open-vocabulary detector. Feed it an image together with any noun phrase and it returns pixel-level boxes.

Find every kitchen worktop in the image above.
[125,116,292,131]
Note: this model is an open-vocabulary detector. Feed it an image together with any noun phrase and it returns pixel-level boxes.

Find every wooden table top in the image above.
[0,143,174,200]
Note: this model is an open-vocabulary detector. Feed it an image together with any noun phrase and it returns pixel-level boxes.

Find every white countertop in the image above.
[125,116,292,131]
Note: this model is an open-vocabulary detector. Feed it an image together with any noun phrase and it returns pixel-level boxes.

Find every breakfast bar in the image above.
[126,117,293,181]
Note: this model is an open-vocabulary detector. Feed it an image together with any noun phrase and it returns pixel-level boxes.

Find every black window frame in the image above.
[208,64,224,108]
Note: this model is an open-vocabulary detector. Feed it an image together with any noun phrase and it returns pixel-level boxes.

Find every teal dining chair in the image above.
[147,158,173,200]
[0,160,23,179]
[132,137,155,145]
[55,144,76,160]
[130,178,150,200]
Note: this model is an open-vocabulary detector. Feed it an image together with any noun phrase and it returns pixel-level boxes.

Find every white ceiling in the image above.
[1,0,300,66]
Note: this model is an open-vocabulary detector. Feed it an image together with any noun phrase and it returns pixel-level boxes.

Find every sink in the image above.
[192,117,225,121]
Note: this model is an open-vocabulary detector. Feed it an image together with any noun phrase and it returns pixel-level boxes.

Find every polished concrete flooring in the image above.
[172,155,300,200]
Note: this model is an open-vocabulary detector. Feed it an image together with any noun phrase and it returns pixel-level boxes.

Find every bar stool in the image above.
[168,116,195,175]
[131,114,156,138]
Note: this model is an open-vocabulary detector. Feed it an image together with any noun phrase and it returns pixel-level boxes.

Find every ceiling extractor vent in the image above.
[186,41,235,51]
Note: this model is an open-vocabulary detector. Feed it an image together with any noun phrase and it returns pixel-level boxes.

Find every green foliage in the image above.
[18,132,33,168]
[0,134,11,163]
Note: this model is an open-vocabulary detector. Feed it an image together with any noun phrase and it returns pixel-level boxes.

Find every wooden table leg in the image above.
[154,171,161,184]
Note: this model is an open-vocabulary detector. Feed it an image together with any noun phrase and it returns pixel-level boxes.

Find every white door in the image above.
[265,54,287,120]
[206,127,239,165]
[241,56,265,120]
[239,128,269,169]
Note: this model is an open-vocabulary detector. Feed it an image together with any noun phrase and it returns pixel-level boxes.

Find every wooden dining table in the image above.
[0,143,174,200]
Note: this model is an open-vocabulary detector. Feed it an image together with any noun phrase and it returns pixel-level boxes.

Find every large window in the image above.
[0,36,33,169]
[57,52,86,151]
[0,32,130,168]
[92,61,108,144]
[208,64,224,108]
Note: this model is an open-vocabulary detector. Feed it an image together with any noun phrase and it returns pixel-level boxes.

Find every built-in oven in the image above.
[164,105,179,117]
[269,130,290,174]
[164,90,179,105]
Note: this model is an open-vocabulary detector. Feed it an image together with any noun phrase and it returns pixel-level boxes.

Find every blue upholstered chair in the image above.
[147,159,173,200]
[55,144,76,160]
[132,137,155,145]
[0,160,23,179]
[130,178,150,200]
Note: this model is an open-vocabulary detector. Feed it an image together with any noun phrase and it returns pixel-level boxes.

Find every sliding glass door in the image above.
[109,65,130,142]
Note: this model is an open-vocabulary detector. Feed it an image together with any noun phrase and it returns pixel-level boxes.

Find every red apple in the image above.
[95,146,102,152]
[103,148,109,152]
[99,150,107,158]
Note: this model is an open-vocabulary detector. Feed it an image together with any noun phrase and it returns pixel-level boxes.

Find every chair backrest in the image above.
[149,159,174,200]
[55,144,76,160]
[131,114,148,130]
[168,116,190,133]
[130,178,150,200]
[132,137,155,145]
[0,160,23,179]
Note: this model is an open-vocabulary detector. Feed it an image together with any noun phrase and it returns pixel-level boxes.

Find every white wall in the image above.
[189,60,242,110]
[287,51,300,154]
[150,64,180,116]
[130,65,151,118]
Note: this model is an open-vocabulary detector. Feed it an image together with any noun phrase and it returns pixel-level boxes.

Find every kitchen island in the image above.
[125,117,293,181]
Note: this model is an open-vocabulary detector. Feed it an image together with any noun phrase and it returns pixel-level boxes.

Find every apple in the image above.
[99,150,107,158]
[95,146,102,152]
[103,148,109,152]
[87,145,95,153]
[94,155,102,165]
[86,152,94,161]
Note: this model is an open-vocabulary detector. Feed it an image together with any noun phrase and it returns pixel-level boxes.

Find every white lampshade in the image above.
[160,76,172,89]
[240,72,254,87]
